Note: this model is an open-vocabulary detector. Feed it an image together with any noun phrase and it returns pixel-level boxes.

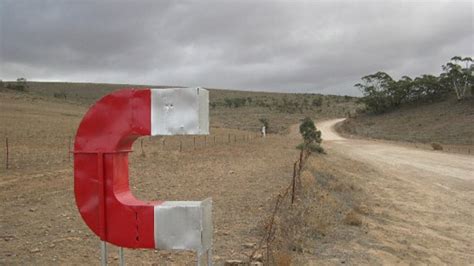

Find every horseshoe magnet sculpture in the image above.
[73,88,212,261]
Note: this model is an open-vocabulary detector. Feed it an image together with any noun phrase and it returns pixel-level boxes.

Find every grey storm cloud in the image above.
[0,0,472,95]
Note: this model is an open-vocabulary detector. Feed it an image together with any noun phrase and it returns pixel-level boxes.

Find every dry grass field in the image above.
[0,86,362,265]
[1,84,473,265]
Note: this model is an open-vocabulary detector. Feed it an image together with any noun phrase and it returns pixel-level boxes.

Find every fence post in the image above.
[193,136,196,150]
[5,137,9,170]
[204,136,207,147]
[179,140,182,152]
[228,134,230,144]
[291,161,297,204]
[68,136,72,161]
[299,150,304,170]
[213,135,216,145]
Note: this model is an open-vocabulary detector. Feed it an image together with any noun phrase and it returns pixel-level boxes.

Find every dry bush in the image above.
[259,169,360,264]
[431,142,443,150]
[250,152,369,265]
[274,251,292,266]
[353,203,370,215]
[343,210,363,226]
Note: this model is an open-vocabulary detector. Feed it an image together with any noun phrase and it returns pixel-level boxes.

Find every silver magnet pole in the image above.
[207,249,212,266]
[197,249,212,266]
[101,241,107,266]
[119,247,125,266]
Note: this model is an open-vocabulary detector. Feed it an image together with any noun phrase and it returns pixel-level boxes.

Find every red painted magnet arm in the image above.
[74,89,158,248]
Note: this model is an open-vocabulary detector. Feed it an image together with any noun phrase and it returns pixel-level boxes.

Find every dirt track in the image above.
[319,119,474,181]
[312,119,474,264]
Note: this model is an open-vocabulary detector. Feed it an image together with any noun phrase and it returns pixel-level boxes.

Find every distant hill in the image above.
[1,81,361,133]
[339,98,474,145]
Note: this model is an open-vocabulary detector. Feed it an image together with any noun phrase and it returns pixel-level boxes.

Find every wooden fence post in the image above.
[68,136,72,161]
[5,137,9,169]
[179,140,182,152]
[291,161,297,204]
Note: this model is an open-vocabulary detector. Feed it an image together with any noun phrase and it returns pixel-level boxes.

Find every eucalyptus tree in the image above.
[355,71,395,113]
[442,56,473,100]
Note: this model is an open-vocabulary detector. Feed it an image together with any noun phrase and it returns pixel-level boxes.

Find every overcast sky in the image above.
[0,1,472,95]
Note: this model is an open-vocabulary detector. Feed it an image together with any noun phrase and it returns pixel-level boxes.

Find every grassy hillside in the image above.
[339,98,474,145]
[1,81,360,133]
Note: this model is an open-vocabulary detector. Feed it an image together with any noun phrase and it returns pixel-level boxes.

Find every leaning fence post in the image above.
[5,137,9,170]
[291,161,297,204]
[140,139,145,156]
[68,136,72,161]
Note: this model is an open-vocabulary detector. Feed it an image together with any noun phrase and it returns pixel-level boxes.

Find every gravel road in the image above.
[318,118,474,181]
[312,118,474,264]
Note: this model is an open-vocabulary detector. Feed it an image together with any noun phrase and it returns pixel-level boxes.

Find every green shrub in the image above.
[223,97,247,108]
[15,78,28,91]
[297,117,324,154]
[53,92,67,99]
[299,117,322,144]
[311,97,322,107]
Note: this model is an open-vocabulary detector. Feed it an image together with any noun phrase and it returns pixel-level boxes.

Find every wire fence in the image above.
[249,149,309,265]
[1,131,264,171]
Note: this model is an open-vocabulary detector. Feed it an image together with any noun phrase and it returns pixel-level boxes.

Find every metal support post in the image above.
[119,247,124,266]
[101,241,107,266]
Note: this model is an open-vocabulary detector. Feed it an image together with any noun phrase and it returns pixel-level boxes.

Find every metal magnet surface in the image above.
[151,87,209,136]
[154,198,212,253]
